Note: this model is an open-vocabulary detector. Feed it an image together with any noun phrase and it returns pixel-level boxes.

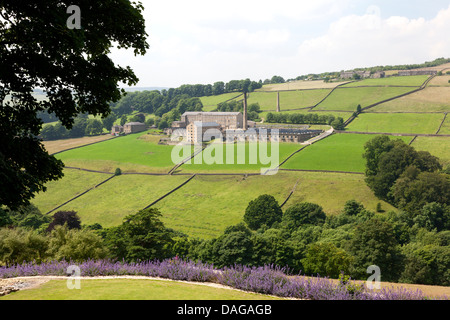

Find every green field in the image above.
[155,173,299,238]
[247,91,278,111]
[281,133,411,173]
[55,174,188,228]
[179,142,301,174]
[411,136,450,166]
[32,169,111,214]
[200,92,243,111]
[282,171,397,215]
[314,86,418,111]
[342,75,429,87]
[368,87,450,113]
[56,132,182,173]
[0,279,280,300]
[278,89,332,110]
[437,114,450,134]
[346,113,444,134]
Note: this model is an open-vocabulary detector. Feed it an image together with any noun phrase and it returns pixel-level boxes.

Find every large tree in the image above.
[0,0,148,209]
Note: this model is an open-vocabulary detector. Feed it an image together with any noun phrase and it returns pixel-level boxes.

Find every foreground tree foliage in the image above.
[101,208,176,262]
[0,0,149,209]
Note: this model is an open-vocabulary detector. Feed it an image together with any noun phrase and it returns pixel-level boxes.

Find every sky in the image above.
[110,0,450,88]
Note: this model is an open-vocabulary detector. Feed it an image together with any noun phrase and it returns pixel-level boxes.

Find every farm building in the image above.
[340,71,371,79]
[398,70,437,76]
[123,122,148,134]
[186,121,222,143]
[111,125,124,136]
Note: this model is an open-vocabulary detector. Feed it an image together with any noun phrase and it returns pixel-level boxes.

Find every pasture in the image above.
[53,174,188,228]
[178,141,301,174]
[257,80,348,91]
[154,173,299,239]
[280,133,411,173]
[346,113,444,134]
[55,132,181,173]
[314,86,418,111]
[368,87,450,113]
[200,92,243,111]
[278,89,332,110]
[31,169,111,214]
[43,135,114,155]
[342,75,429,87]
[411,136,450,166]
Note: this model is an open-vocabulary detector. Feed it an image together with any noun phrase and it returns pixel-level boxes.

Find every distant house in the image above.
[372,71,386,78]
[340,70,371,79]
[186,121,221,143]
[123,122,147,134]
[111,125,123,136]
[398,70,438,76]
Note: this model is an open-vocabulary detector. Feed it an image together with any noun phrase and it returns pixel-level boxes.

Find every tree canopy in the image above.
[0,0,149,209]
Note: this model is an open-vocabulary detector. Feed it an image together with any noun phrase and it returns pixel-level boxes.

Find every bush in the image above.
[244,195,282,230]
[47,210,81,232]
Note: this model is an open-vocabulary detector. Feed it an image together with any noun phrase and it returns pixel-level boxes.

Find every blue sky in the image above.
[111,0,450,88]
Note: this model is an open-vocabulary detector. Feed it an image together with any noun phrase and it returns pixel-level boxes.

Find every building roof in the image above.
[192,121,221,127]
[182,111,241,116]
[124,122,146,126]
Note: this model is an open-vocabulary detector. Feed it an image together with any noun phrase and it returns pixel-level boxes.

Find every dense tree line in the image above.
[265,112,345,130]
[39,113,117,141]
[109,78,262,117]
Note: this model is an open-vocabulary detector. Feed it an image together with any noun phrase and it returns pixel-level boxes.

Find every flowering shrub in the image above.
[0,258,446,300]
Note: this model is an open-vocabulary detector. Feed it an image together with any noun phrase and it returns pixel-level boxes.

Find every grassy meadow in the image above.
[314,86,418,111]
[411,136,450,166]
[154,173,299,238]
[200,92,243,111]
[368,87,450,113]
[54,174,188,228]
[178,141,301,174]
[278,89,332,110]
[55,132,182,173]
[281,133,411,173]
[32,169,112,214]
[346,113,444,134]
[342,75,429,87]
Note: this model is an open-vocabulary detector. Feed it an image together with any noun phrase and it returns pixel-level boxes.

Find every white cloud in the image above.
[295,4,450,73]
[119,2,450,87]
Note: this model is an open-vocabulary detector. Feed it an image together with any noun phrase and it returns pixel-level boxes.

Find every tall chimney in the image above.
[276,91,280,112]
[243,92,248,130]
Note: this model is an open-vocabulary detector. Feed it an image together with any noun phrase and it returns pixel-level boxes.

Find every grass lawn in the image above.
[56,132,181,173]
[56,174,188,228]
[282,171,397,215]
[200,92,243,111]
[368,87,450,113]
[31,169,111,214]
[155,173,302,239]
[314,86,418,111]
[437,114,450,135]
[257,80,347,91]
[342,75,429,87]
[346,113,444,134]
[411,136,450,166]
[0,279,280,300]
[247,91,278,111]
[428,75,450,86]
[43,135,115,155]
[278,89,332,110]
[178,142,301,174]
[281,133,411,173]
